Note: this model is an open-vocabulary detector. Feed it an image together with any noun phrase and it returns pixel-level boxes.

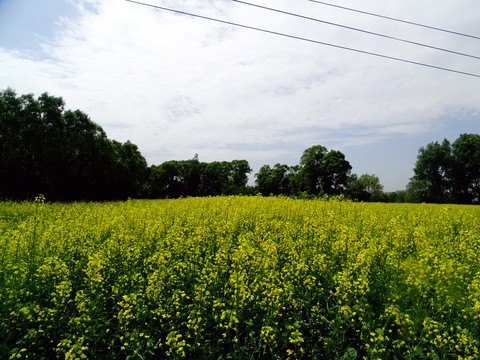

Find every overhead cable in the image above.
[124,0,480,78]
[232,0,480,61]
[308,0,480,40]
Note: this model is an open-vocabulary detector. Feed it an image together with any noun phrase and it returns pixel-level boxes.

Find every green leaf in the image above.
[343,347,357,360]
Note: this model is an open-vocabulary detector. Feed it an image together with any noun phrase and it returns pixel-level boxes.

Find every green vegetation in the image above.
[1,197,479,359]
[1,87,479,203]
[407,135,480,204]
[0,88,147,200]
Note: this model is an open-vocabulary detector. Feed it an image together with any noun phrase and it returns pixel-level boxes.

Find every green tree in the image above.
[409,139,452,203]
[385,190,406,203]
[0,88,28,198]
[348,173,384,202]
[0,88,148,200]
[319,150,352,195]
[0,89,67,199]
[255,164,273,195]
[297,145,351,195]
[148,161,181,198]
[62,109,111,199]
[222,159,252,195]
[407,134,480,204]
[405,178,427,203]
[111,140,148,199]
[298,145,328,194]
[37,92,67,196]
[229,160,252,188]
[450,133,480,203]
[148,158,252,198]
[200,161,231,196]
[178,155,202,197]
[255,163,294,195]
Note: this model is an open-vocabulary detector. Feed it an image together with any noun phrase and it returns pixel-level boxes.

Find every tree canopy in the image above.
[407,134,480,204]
[146,157,253,198]
[0,88,147,200]
[255,163,298,196]
[3,88,478,203]
[255,146,354,198]
[0,89,254,201]
[348,173,385,202]
[296,146,352,196]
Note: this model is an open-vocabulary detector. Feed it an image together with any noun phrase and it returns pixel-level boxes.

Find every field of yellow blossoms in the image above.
[1,195,479,359]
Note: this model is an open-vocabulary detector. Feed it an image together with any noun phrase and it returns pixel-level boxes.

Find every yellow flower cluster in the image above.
[0,196,479,359]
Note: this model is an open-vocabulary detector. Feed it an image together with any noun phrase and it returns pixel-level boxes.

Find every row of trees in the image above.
[1,89,478,203]
[1,89,147,200]
[0,89,256,201]
[147,157,252,198]
[278,135,480,204]
[254,146,385,201]
[0,89,385,201]
[148,145,386,201]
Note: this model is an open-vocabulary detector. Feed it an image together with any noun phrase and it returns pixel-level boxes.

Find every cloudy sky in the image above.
[1,0,479,191]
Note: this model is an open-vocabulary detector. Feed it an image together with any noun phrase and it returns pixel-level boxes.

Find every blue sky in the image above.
[1,0,479,191]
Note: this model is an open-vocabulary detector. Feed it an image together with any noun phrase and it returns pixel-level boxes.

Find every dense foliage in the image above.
[0,88,378,202]
[2,88,479,203]
[147,156,253,198]
[0,89,253,201]
[1,196,479,359]
[0,88,147,201]
[255,146,355,198]
[407,134,480,204]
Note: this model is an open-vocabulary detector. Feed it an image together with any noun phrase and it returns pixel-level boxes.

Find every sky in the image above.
[1,0,479,191]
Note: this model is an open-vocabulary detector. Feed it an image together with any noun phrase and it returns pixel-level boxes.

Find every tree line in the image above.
[1,89,147,200]
[0,89,255,200]
[148,156,252,198]
[1,89,478,203]
[254,146,384,202]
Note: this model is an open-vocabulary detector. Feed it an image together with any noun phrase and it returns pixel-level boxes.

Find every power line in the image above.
[124,0,480,78]
[308,0,480,41]
[232,0,480,61]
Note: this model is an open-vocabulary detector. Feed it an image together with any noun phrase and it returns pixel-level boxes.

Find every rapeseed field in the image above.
[1,196,479,359]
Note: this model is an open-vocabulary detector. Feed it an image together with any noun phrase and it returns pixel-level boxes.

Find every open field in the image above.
[1,196,479,359]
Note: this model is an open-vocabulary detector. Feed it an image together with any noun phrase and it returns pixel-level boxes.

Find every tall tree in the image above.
[297,145,351,195]
[0,88,148,200]
[407,134,480,204]
[200,161,232,196]
[298,145,328,194]
[255,165,274,195]
[0,89,25,198]
[230,160,252,188]
[178,155,202,197]
[61,109,106,199]
[450,133,480,203]
[148,161,184,198]
[37,92,66,196]
[409,139,452,203]
[224,160,252,194]
[148,158,252,198]
[110,140,148,199]
[319,150,352,195]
